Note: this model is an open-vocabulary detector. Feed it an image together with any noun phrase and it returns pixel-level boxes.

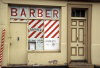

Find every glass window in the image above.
[72,8,85,17]
[27,7,60,51]
[28,20,60,51]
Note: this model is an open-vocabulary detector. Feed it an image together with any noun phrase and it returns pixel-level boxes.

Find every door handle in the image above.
[83,40,85,45]
[77,37,78,41]
[17,37,20,41]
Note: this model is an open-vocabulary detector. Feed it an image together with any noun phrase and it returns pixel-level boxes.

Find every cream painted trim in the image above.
[67,4,92,64]
[2,0,67,6]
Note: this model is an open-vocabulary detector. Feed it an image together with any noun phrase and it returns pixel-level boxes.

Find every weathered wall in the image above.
[0,0,10,66]
[91,3,100,65]
[1,0,100,66]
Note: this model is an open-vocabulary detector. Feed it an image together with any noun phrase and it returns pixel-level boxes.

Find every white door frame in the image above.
[67,4,92,64]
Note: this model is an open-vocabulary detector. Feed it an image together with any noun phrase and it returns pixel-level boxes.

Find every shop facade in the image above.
[0,0,100,67]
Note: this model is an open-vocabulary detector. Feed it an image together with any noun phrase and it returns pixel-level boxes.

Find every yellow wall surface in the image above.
[1,0,100,66]
[91,3,100,66]
[0,0,67,66]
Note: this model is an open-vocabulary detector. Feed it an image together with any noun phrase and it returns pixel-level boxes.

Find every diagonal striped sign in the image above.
[28,20,59,39]
[28,20,59,50]
[44,20,59,38]
[28,20,44,39]
[0,29,6,67]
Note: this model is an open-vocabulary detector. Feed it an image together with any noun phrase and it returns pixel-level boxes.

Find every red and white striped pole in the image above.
[0,29,6,68]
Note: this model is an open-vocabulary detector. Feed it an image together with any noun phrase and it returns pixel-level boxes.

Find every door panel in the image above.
[71,28,77,42]
[10,23,27,64]
[78,28,84,42]
[71,20,86,61]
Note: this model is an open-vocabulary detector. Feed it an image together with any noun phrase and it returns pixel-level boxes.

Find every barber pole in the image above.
[0,29,6,67]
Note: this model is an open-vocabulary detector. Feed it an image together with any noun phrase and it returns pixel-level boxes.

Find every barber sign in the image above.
[10,6,60,19]
[10,6,60,51]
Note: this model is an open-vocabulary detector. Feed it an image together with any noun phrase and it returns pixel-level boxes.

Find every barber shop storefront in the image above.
[0,0,100,68]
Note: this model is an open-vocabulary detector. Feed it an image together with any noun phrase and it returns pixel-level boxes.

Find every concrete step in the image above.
[69,62,94,68]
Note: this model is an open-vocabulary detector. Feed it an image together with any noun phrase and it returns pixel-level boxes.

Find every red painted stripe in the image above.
[0,57,2,59]
[34,23,44,38]
[31,20,41,28]
[0,53,3,58]
[28,20,35,32]
[28,20,42,32]
[28,31,36,38]
[0,29,5,67]
[0,47,3,50]
[2,32,5,35]
[0,52,3,54]
[51,31,59,38]
[38,23,44,28]
[28,20,34,25]
[34,32,42,38]
[28,21,43,38]
[45,20,52,27]
[0,50,3,52]
[20,19,24,21]
[45,24,59,38]
[44,20,58,34]
[14,19,18,21]
[40,35,44,38]
[1,41,4,43]
[1,39,4,41]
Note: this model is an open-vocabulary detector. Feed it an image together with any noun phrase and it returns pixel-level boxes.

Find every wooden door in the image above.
[70,19,87,61]
[9,23,27,64]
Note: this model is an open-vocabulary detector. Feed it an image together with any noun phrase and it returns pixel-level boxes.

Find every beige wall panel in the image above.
[28,44,67,65]
[92,3,100,65]
[28,6,67,65]
[2,0,67,6]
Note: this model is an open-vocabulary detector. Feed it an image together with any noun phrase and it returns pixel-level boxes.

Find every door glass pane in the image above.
[72,8,85,17]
